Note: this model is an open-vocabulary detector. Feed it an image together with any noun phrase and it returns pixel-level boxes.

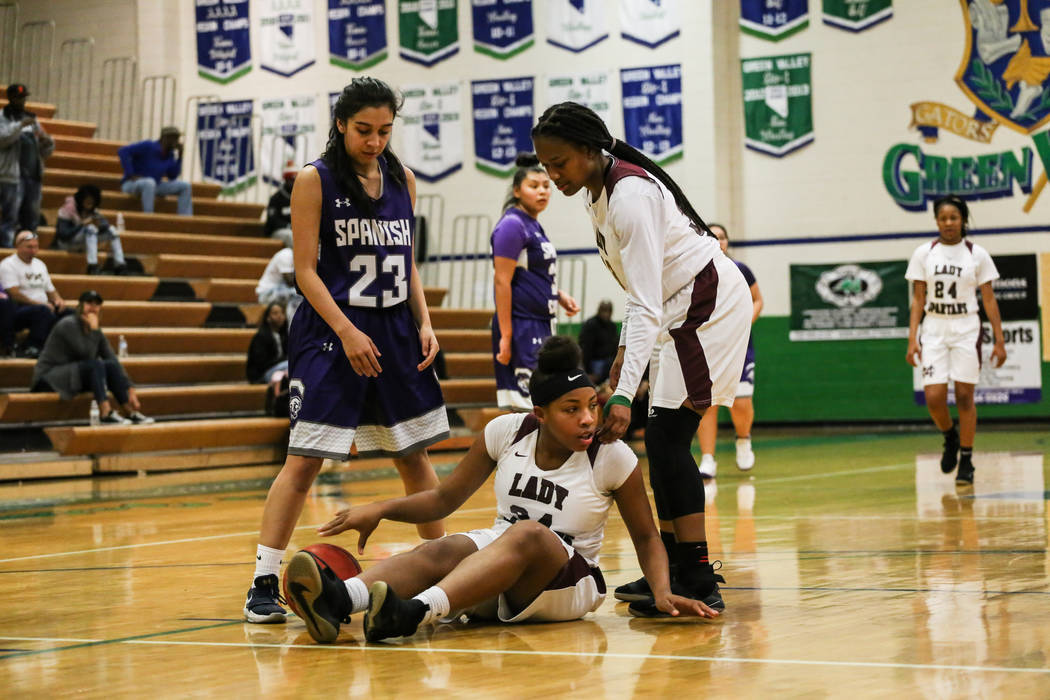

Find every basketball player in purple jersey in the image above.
[492,152,579,411]
[245,78,448,624]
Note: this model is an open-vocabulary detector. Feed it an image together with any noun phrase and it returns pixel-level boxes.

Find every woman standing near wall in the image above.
[491,152,579,411]
[905,195,1006,485]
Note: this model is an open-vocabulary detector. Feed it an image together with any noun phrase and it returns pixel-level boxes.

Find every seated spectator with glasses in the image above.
[0,230,66,357]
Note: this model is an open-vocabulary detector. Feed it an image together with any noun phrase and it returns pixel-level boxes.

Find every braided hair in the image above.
[932,194,970,237]
[324,77,407,217]
[532,101,713,236]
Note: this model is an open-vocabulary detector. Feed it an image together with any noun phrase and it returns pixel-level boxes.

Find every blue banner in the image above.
[740,0,809,41]
[621,64,683,165]
[472,0,534,59]
[471,76,534,176]
[195,0,252,84]
[328,0,388,70]
[197,99,256,194]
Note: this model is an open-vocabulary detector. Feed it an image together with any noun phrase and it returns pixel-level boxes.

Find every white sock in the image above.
[345,577,370,614]
[414,585,451,625]
[254,544,284,579]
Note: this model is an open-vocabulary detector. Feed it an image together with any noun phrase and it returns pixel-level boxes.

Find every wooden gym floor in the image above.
[1,426,1048,697]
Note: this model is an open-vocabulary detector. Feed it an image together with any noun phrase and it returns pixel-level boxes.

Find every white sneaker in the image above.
[699,454,717,479]
[735,438,755,471]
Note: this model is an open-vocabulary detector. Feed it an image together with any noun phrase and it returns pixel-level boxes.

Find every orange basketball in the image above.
[282,543,362,617]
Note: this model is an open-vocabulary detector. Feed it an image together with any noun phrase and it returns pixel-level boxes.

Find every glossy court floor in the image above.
[1,426,1048,697]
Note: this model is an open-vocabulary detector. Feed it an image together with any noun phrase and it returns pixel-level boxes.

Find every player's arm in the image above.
[749,280,763,324]
[906,280,926,367]
[404,166,439,371]
[979,281,1007,367]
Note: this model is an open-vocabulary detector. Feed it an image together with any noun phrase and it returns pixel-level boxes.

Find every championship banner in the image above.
[195,0,252,84]
[789,261,909,341]
[399,0,459,66]
[401,82,464,182]
[546,71,613,128]
[258,0,315,77]
[619,0,679,49]
[260,95,319,186]
[328,0,388,71]
[740,0,809,41]
[197,99,255,195]
[913,254,1043,405]
[472,76,534,176]
[621,64,683,165]
[546,0,608,53]
[822,0,891,32]
[741,52,814,157]
[472,0,534,60]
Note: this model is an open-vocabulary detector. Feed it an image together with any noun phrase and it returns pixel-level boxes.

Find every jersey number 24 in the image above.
[347,253,408,307]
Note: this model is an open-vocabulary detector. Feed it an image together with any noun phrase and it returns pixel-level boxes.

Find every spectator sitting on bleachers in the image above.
[264,159,296,248]
[255,247,301,323]
[0,230,66,357]
[0,288,14,358]
[247,302,289,390]
[56,184,127,275]
[117,125,193,216]
[5,84,54,232]
[0,101,35,247]
[578,299,619,383]
[31,289,153,424]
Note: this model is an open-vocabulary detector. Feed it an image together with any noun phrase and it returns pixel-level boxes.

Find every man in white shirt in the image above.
[255,247,301,323]
[0,230,65,357]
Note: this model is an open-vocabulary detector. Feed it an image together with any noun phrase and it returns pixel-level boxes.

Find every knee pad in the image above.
[644,406,704,520]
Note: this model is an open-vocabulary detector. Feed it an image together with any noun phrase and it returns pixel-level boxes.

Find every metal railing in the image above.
[182,93,220,186]
[98,56,137,141]
[0,3,18,83]
[140,74,176,140]
[556,254,588,326]
[14,20,53,101]
[423,214,493,309]
[54,38,94,122]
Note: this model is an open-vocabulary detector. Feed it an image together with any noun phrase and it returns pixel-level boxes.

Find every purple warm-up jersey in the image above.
[491,207,558,321]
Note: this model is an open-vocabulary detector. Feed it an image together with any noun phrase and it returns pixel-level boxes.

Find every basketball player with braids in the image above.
[244,78,449,623]
[491,152,579,411]
[906,194,1006,485]
[285,336,718,644]
[531,102,753,616]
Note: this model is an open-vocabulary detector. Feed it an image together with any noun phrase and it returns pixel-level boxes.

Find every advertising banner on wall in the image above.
[258,0,315,77]
[822,0,892,32]
[472,0,534,59]
[472,76,534,176]
[195,0,252,84]
[546,0,608,53]
[399,0,459,66]
[740,0,809,41]
[619,0,679,49]
[546,71,613,128]
[741,53,814,157]
[327,0,388,70]
[401,82,463,182]
[621,64,682,165]
[789,260,909,341]
[260,95,319,186]
[197,99,255,194]
[912,254,1042,405]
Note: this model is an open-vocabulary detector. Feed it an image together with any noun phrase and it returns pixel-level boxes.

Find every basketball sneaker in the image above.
[699,454,717,479]
[364,581,427,642]
[955,459,974,485]
[614,576,653,602]
[940,424,960,474]
[243,574,288,624]
[627,562,726,617]
[735,438,755,471]
[283,550,352,643]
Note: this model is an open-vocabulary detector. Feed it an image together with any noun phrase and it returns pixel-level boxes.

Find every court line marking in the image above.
[0,622,240,660]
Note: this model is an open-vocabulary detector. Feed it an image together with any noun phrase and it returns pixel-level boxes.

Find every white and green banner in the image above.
[400,82,463,182]
[259,95,319,186]
[399,0,459,66]
[546,71,613,128]
[789,261,910,341]
[258,0,315,77]
[742,52,813,157]
[822,0,891,33]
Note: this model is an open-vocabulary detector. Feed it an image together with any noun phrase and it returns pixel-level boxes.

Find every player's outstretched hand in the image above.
[656,593,721,619]
[318,502,383,554]
[340,326,382,376]
[417,324,439,371]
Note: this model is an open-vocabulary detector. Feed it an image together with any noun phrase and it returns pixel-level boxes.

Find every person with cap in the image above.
[0,85,38,246]
[264,159,296,248]
[31,288,153,424]
[4,84,54,232]
[255,246,301,323]
[117,126,193,216]
[56,184,127,275]
[0,230,65,357]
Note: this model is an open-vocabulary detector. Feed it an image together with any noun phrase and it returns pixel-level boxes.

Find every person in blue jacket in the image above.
[117,126,193,216]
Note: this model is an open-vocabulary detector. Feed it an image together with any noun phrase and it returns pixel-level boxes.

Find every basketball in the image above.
[282,543,362,617]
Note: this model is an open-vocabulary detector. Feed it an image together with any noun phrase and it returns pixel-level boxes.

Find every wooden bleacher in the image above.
[1,100,502,479]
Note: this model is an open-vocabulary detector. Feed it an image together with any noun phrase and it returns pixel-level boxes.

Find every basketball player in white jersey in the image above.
[906,195,1006,485]
[284,337,718,644]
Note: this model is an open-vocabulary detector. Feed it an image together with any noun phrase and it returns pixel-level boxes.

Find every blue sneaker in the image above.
[243,574,287,624]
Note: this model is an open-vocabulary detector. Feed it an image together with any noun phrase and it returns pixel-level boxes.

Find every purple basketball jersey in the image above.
[490,208,558,320]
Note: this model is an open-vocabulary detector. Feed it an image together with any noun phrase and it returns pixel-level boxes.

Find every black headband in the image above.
[529,370,595,406]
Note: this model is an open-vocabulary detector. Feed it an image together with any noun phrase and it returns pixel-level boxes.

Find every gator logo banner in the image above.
[546,0,608,53]
[741,53,814,157]
[258,0,315,77]
[546,71,613,128]
[328,0,387,71]
[472,0,535,59]
[619,0,680,49]
[789,261,909,341]
[472,76,534,176]
[197,99,255,195]
[399,0,459,66]
[401,82,464,182]
[260,95,318,186]
[621,64,683,165]
[740,0,809,41]
[195,0,252,84]
[822,0,891,32]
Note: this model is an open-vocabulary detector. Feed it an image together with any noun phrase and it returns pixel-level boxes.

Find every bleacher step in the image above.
[0,451,93,481]
[45,168,223,199]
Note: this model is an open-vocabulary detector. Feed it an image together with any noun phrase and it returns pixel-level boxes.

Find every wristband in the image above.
[604,394,632,414]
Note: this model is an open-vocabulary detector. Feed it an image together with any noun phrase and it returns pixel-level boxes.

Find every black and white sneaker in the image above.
[955,460,975,485]
[363,581,426,643]
[283,551,352,643]
[614,576,654,603]
[126,410,154,424]
[940,425,960,474]
[243,573,288,624]
[628,562,726,617]
[100,412,131,425]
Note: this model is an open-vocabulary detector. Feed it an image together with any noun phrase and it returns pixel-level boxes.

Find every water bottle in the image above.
[118,334,129,358]
[116,211,125,233]
[89,400,101,426]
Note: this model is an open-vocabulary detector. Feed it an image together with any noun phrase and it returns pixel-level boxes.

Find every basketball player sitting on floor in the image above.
[285,336,718,644]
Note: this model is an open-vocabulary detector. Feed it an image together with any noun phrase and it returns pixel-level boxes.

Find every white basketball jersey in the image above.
[905,239,998,318]
[484,413,638,565]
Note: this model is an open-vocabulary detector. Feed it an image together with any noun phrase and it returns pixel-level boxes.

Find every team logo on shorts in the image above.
[288,379,305,421]
[922,365,935,378]
[815,264,882,307]
[516,368,532,396]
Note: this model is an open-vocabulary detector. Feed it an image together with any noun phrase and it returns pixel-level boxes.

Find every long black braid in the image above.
[532,101,713,236]
[323,77,407,217]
